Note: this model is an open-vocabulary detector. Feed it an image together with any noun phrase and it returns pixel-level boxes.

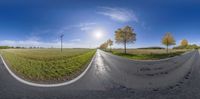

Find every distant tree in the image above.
[107,39,113,51]
[99,42,108,50]
[186,44,198,49]
[181,39,188,47]
[162,33,176,53]
[0,46,11,49]
[16,46,21,49]
[173,46,184,49]
[115,26,136,54]
[138,47,165,49]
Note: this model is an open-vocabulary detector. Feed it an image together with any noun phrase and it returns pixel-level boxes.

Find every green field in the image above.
[1,48,96,82]
[109,49,189,60]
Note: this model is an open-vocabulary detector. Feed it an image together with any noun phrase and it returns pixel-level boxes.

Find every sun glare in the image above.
[94,29,104,39]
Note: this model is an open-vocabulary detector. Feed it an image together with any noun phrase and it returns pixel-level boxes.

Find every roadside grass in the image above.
[108,49,188,60]
[1,48,96,82]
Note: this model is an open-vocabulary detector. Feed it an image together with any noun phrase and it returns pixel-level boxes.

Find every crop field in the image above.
[110,49,189,60]
[0,48,96,82]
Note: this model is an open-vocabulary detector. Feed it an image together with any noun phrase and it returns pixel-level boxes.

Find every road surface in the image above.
[0,50,200,99]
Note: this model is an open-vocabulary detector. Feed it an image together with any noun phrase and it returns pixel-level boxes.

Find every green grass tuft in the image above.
[1,48,96,82]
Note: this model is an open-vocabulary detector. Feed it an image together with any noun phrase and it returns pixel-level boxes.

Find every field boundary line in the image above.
[0,52,96,87]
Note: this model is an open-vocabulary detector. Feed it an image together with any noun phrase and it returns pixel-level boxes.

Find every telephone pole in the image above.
[60,34,64,52]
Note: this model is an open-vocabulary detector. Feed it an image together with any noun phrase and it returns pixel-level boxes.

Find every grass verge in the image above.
[107,49,187,60]
[1,49,96,83]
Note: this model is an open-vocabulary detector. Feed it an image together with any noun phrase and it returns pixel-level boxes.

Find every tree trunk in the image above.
[124,32,127,54]
[167,45,168,54]
[124,41,126,54]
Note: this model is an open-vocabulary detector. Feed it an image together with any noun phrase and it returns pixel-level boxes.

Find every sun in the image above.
[93,29,104,39]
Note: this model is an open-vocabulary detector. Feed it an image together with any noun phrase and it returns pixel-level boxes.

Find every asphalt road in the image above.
[0,50,200,99]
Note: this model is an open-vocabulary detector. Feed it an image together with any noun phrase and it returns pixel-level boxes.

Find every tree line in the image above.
[0,46,45,49]
[99,25,199,54]
[99,26,136,53]
[99,39,113,51]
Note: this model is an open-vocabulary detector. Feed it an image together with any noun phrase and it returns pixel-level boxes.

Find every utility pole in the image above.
[60,34,64,52]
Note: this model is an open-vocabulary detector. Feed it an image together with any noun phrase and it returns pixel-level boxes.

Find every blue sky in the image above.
[0,0,200,48]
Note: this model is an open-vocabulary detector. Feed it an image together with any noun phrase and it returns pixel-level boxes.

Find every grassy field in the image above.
[109,49,189,60]
[1,48,96,82]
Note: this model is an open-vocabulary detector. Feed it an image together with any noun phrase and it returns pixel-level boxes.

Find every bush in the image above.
[173,44,199,49]
[0,46,12,49]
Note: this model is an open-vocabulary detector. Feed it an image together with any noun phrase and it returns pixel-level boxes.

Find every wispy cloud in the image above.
[26,36,41,41]
[98,7,138,22]
[79,22,97,31]
[70,39,81,42]
[60,22,97,33]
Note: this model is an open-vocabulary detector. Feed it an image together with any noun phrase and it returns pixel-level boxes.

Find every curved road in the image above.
[0,50,200,99]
